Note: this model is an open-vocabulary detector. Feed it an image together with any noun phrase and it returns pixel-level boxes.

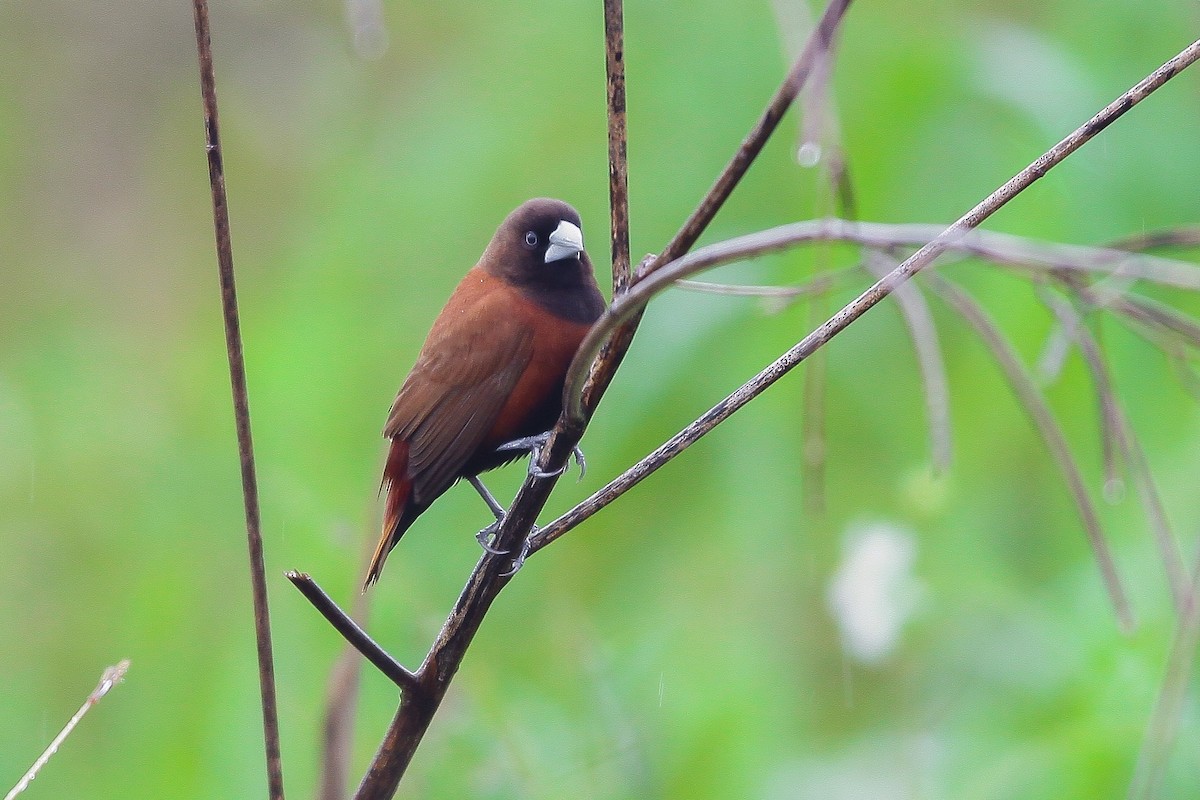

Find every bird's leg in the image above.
[467,476,509,554]
[494,432,587,480]
[467,473,540,571]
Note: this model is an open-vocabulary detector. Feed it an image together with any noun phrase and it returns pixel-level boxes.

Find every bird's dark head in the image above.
[481,198,590,287]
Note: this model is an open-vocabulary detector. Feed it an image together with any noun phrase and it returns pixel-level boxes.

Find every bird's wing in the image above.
[384,290,535,505]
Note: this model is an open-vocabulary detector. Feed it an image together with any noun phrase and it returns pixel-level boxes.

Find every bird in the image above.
[365,198,606,587]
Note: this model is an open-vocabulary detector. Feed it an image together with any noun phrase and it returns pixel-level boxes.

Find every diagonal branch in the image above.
[535,38,1200,550]
[4,661,130,800]
[287,571,419,695]
[190,2,285,798]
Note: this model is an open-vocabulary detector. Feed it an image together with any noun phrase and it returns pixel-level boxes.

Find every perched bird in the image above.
[365,198,606,587]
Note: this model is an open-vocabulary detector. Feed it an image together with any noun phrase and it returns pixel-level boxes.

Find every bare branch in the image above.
[674,271,843,298]
[190,2,285,796]
[319,647,362,800]
[5,661,130,800]
[287,572,419,695]
[927,275,1133,630]
[801,292,830,516]
[566,206,1200,424]
[1035,287,1125,493]
[1109,227,1200,252]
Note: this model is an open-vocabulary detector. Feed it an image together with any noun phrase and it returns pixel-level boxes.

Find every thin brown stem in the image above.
[319,646,362,800]
[864,252,952,472]
[1127,542,1200,799]
[566,211,1200,425]
[675,272,843,298]
[4,661,130,800]
[287,572,419,695]
[191,2,285,797]
[603,0,631,294]
[1109,227,1200,252]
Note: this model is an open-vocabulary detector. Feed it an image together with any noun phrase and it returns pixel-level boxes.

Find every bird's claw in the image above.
[476,520,541,573]
[500,533,535,577]
[496,432,586,481]
[475,522,507,555]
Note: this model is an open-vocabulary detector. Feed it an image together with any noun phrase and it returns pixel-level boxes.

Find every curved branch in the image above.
[544,37,1200,544]
[564,211,1200,423]
[926,276,1134,630]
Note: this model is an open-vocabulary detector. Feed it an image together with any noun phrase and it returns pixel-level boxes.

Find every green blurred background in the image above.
[2,0,1199,797]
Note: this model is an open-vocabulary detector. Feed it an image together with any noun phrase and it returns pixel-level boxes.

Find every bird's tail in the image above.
[365,439,412,589]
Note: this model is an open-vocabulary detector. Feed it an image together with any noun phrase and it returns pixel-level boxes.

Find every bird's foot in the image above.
[475,521,508,555]
[475,519,538,575]
[495,432,587,481]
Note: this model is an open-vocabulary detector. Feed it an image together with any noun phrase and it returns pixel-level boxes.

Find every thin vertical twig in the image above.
[603,0,631,295]
[4,661,130,800]
[191,2,285,798]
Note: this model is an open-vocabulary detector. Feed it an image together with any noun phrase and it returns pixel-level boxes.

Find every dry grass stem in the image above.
[4,660,130,800]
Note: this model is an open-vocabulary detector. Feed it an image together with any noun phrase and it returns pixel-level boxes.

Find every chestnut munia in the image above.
[366,198,605,586]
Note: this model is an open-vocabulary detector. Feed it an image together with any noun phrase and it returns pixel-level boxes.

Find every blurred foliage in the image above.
[1,0,1199,798]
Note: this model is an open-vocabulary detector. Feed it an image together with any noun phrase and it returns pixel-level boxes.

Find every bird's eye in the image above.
[524,231,539,248]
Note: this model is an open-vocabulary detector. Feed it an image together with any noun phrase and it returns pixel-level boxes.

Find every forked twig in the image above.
[190,2,285,797]
[4,661,130,800]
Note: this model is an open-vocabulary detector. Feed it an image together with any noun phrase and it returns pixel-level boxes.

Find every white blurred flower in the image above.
[827,522,923,664]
